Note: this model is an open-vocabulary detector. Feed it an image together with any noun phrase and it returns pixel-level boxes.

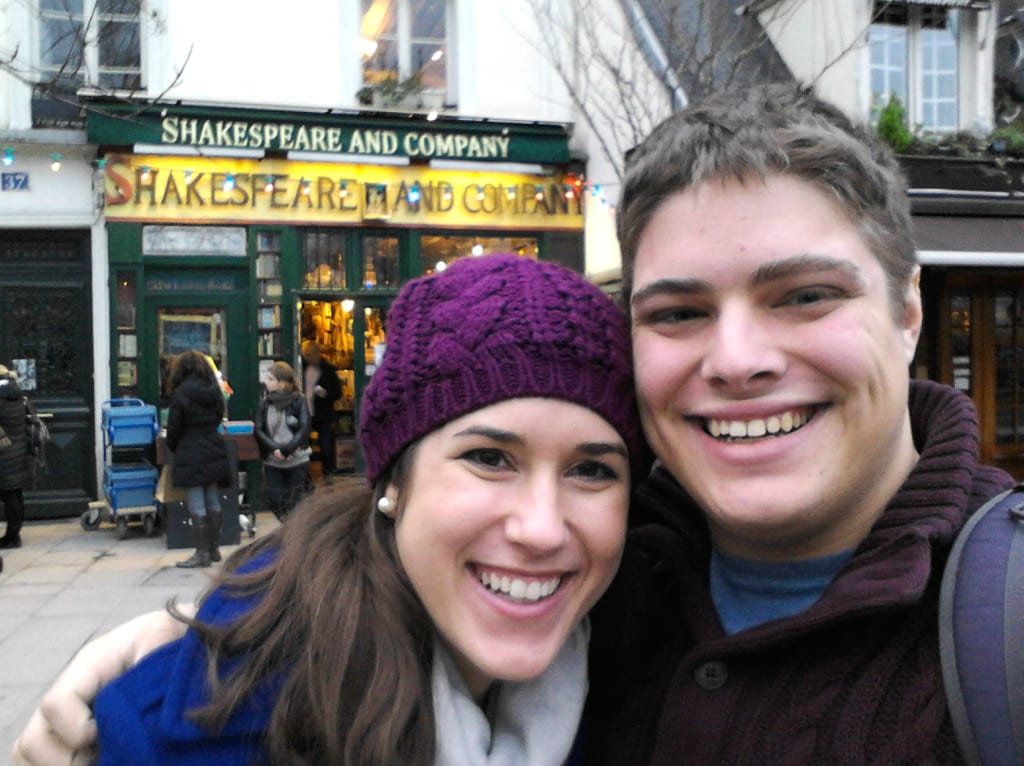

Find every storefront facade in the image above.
[908,193,1024,480]
[88,102,584,475]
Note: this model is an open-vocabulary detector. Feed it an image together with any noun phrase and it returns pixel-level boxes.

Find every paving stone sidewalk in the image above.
[0,513,276,756]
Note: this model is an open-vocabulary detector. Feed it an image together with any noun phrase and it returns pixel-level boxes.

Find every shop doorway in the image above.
[941,273,1024,479]
[0,230,95,519]
[142,297,250,423]
[298,297,390,474]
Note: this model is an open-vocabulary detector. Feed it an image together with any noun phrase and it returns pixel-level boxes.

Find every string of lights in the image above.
[0,147,619,210]
[0,147,65,172]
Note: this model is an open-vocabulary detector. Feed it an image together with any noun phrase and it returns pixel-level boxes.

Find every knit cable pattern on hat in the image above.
[359,254,646,485]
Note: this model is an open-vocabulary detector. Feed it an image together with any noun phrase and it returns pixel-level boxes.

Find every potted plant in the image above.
[875,94,1024,194]
[356,74,425,109]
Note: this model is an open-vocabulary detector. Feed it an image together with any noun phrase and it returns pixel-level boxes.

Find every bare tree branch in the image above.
[1,1,189,126]
[522,0,860,187]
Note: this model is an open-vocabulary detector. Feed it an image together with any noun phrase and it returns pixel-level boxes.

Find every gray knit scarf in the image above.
[431,619,590,766]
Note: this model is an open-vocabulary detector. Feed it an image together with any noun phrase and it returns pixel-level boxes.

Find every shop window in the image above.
[362,235,399,289]
[156,307,227,408]
[303,230,346,288]
[949,290,971,395]
[994,288,1024,445]
[418,235,538,275]
[114,271,138,398]
[869,2,961,132]
[256,232,284,377]
[360,0,448,105]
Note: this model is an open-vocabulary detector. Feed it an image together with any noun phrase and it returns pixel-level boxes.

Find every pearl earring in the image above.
[377,496,396,515]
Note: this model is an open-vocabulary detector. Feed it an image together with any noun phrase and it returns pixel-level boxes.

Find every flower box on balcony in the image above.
[898,154,1024,195]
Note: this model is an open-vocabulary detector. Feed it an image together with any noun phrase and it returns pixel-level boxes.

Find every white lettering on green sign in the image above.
[160,117,511,160]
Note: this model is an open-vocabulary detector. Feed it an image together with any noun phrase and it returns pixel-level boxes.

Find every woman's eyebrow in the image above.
[452,428,627,459]
[578,442,629,459]
[452,426,523,444]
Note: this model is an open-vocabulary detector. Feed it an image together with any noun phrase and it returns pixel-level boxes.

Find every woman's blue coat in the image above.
[94,575,275,765]
[93,554,589,765]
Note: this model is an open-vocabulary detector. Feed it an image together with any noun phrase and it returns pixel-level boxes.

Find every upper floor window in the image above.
[870,2,960,132]
[359,0,447,106]
[39,0,142,91]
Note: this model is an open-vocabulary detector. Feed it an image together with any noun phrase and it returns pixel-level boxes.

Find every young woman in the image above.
[253,361,311,524]
[165,350,234,568]
[14,254,646,766]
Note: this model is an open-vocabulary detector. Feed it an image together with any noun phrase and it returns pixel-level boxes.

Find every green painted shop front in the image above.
[94,102,586,479]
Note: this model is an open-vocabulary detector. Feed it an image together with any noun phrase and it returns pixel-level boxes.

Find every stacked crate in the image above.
[82,398,160,538]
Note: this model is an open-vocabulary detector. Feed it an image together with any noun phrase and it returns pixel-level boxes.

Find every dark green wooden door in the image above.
[0,230,95,519]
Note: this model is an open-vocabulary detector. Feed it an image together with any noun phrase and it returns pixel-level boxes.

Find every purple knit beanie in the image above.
[359,254,648,485]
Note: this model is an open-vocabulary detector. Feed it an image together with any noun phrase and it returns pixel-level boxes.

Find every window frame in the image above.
[869,2,962,133]
[36,0,144,93]
[360,0,450,102]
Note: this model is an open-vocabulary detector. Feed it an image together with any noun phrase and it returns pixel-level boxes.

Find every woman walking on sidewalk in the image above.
[0,364,31,550]
[165,350,233,568]
[254,361,311,524]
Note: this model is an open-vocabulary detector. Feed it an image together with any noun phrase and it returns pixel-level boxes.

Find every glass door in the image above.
[941,275,1024,479]
[992,287,1024,454]
[297,296,390,473]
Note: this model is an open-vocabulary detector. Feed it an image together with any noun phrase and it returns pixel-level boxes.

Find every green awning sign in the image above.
[86,102,571,165]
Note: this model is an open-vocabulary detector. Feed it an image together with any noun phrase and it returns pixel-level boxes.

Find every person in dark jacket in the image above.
[300,340,341,477]
[165,350,233,569]
[0,364,31,550]
[253,361,311,523]
[579,82,1015,765]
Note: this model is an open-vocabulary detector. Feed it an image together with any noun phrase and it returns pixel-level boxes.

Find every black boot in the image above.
[0,488,25,548]
[176,513,211,568]
[207,508,222,563]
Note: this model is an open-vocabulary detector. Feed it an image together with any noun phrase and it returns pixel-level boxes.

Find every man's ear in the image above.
[900,266,923,362]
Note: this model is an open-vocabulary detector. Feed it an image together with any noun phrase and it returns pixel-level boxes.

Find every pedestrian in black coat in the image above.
[300,340,341,476]
[0,364,30,549]
[165,351,232,568]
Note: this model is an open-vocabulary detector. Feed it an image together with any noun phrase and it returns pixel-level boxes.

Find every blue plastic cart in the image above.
[80,398,161,539]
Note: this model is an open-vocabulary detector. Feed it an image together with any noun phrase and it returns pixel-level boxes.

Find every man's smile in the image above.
[703,407,817,441]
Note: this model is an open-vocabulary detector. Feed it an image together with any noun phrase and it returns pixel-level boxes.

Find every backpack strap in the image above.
[939,483,1024,766]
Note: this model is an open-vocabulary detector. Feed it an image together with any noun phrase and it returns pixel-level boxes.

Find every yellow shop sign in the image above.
[103,155,584,230]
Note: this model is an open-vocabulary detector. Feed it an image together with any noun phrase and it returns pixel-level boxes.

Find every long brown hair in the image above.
[169,350,216,392]
[179,448,435,764]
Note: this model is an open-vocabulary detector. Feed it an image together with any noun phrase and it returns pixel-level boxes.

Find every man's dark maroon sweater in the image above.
[585,380,1013,765]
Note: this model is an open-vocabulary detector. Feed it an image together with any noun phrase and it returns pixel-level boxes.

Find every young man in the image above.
[584,82,1014,764]
[12,84,1015,765]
